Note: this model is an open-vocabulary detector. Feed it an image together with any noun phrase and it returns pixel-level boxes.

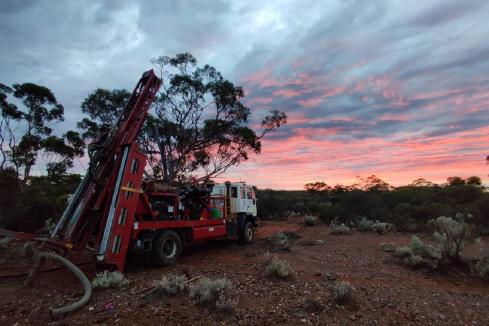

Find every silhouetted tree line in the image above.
[257,175,489,233]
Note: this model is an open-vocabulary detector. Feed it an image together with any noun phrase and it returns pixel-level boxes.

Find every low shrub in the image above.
[42,218,56,235]
[371,221,393,234]
[379,242,396,252]
[92,271,129,289]
[429,215,474,260]
[392,236,441,268]
[190,277,234,312]
[270,232,289,250]
[410,235,441,260]
[23,242,35,257]
[331,281,353,304]
[473,258,489,280]
[151,274,189,298]
[330,222,351,235]
[269,232,298,251]
[304,215,317,226]
[265,255,291,279]
[393,246,412,258]
[356,216,373,232]
[0,237,11,248]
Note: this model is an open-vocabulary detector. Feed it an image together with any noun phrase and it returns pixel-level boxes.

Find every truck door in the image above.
[245,187,257,216]
[239,186,247,213]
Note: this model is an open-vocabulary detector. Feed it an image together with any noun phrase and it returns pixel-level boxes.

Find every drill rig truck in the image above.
[0,70,258,272]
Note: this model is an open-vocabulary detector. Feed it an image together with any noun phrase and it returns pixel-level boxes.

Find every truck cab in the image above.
[211,182,257,217]
[211,181,258,244]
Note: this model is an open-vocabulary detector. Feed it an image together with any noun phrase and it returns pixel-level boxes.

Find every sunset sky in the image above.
[1,0,488,189]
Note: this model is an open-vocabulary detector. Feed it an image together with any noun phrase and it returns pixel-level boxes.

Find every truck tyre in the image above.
[239,221,254,244]
[153,230,182,266]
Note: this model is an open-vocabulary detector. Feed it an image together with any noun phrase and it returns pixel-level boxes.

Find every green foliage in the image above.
[77,88,131,140]
[92,271,129,289]
[23,242,35,257]
[331,281,353,304]
[80,53,286,183]
[0,237,11,248]
[370,221,393,234]
[429,214,474,259]
[392,236,441,269]
[0,82,84,180]
[150,274,189,298]
[304,215,317,226]
[393,246,412,258]
[409,235,441,260]
[257,177,488,233]
[330,222,351,235]
[356,216,374,232]
[473,258,489,279]
[0,173,81,232]
[190,277,234,312]
[379,242,396,252]
[265,255,292,279]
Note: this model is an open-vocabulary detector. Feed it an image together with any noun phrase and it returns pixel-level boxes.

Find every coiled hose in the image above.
[38,252,92,316]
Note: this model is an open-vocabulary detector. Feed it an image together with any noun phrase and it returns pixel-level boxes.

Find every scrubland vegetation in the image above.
[257,175,489,234]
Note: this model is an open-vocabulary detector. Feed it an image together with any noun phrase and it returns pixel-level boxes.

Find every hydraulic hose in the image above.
[38,252,92,316]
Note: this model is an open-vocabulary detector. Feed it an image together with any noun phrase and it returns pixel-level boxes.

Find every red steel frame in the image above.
[0,69,236,272]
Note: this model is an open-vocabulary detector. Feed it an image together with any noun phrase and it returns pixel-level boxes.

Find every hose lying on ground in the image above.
[38,252,92,316]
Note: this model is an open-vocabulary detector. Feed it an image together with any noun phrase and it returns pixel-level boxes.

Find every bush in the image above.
[190,277,234,312]
[304,215,317,226]
[392,236,441,268]
[0,237,11,248]
[473,258,489,280]
[92,271,129,289]
[379,242,396,252]
[42,218,56,235]
[265,255,291,279]
[429,215,474,260]
[153,274,189,297]
[356,216,373,232]
[268,232,300,251]
[371,221,393,234]
[409,235,441,260]
[393,246,412,258]
[23,242,35,257]
[330,222,351,235]
[331,281,353,304]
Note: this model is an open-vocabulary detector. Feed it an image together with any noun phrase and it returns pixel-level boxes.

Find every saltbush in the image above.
[304,215,317,226]
[330,222,351,235]
[265,255,291,279]
[379,242,396,252]
[371,221,393,234]
[393,246,412,258]
[92,270,129,289]
[23,242,35,257]
[153,274,189,297]
[429,215,474,260]
[190,277,234,312]
[0,237,11,248]
[392,236,441,268]
[331,281,353,304]
[356,216,373,232]
[473,258,489,280]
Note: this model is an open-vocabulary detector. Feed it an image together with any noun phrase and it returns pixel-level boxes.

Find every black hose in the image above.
[38,252,92,316]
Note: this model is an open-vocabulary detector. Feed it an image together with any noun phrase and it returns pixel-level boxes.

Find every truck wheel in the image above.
[153,230,182,266]
[239,221,254,244]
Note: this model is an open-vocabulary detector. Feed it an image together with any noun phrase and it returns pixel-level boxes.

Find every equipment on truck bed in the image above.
[0,70,258,272]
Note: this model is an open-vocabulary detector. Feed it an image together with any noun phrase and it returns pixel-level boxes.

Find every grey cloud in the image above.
[406,0,487,27]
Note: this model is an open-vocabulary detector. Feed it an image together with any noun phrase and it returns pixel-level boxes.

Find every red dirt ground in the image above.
[1,218,489,325]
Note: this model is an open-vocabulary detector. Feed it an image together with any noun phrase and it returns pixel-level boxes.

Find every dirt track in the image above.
[1,218,489,325]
